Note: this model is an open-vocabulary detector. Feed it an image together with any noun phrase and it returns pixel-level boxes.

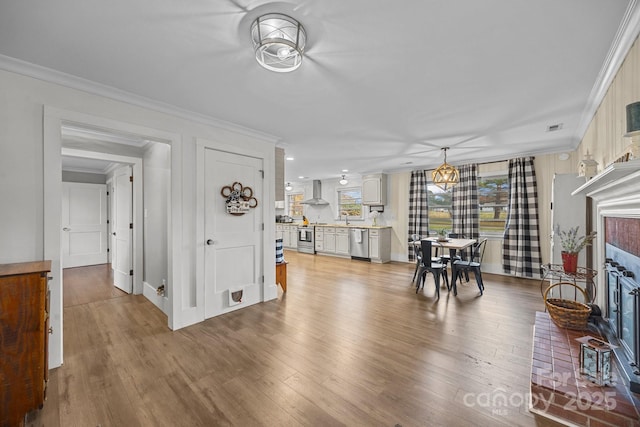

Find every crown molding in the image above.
[574,0,640,145]
[0,54,280,144]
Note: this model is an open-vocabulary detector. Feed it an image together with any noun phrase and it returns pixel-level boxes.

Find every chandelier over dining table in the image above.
[432,147,459,190]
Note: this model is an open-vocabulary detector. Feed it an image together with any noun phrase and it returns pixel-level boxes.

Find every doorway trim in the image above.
[44,106,182,369]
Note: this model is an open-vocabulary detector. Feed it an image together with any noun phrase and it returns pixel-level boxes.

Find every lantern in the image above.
[576,336,615,386]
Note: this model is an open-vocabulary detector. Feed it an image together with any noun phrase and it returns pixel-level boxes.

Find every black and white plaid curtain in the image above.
[502,157,542,278]
[408,170,429,261]
[451,163,479,244]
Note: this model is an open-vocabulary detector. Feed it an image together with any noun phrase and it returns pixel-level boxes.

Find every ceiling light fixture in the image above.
[251,13,306,73]
[339,175,348,185]
[285,182,293,191]
[432,147,459,191]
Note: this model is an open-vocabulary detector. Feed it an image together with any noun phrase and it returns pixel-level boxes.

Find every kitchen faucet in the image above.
[344,213,350,225]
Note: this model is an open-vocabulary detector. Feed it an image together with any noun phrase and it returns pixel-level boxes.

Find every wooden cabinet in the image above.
[369,228,391,263]
[275,262,287,292]
[0,260,51,426]
[362,174,387,205]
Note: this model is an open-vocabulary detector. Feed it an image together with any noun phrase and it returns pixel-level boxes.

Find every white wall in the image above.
[62,171,107,184]
[143,143,171,309]
[0,67,278,369]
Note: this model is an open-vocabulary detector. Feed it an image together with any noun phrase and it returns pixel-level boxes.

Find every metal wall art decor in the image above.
[221,182,258,215]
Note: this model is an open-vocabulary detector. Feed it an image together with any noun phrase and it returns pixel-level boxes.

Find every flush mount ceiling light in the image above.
[339,175,348,185]
[251,13,306,73]
[432,147,459,191]
[285,182,293,191]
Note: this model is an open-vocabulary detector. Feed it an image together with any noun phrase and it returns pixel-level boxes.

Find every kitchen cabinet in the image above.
[323,227,336,253]
[335,228,350,255]
[288,226,298,249]
[276,224,298,249]
[315,225,391,262]
[362,174,387,205]
[314,227,324,251]
[316,226,350,257]
[369,228,391,263]
[0,260,51,426]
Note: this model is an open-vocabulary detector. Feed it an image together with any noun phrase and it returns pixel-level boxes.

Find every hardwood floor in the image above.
[62,264,127,307]
[27,252,563,427]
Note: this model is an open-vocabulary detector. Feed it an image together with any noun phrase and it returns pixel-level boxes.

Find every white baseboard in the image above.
[143,281,167,314]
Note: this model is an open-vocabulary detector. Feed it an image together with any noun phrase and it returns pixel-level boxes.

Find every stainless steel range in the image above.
[297,226,315,254]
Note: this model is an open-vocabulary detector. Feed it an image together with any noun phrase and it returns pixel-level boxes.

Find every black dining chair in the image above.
[438,232,464,277]
[415,239,447,298]
[409,234,422,283]
[451,238,488,296]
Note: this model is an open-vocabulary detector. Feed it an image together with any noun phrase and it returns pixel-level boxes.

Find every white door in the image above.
[61,182,108,268]
[113,166,133,293]
[204,149,263,318]
[107,178,115,266]
[551,174,587,265]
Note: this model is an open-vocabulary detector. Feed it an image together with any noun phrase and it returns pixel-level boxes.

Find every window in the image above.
[337,187,362,218]
[427,184,452,231]
[478,174,509,234]
[427,174,509,235]
[287,192,304,218]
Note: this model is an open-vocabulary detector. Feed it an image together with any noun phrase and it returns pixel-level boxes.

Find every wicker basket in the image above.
[543,282,591,330]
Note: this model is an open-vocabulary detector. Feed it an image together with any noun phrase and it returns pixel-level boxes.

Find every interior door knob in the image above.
[63,227,71,231]
[206,239,214,245]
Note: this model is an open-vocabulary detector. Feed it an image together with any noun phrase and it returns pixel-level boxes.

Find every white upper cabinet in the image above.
[362,174,387,205]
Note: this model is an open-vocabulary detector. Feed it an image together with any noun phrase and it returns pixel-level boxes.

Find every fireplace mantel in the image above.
[571,159,640,200]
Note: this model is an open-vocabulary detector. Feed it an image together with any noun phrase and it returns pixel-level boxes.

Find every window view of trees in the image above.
[478,176,509,233]
[427,184,452,232]
[427,175,509,235]
[288,193,305,218]
[338,188,362,218]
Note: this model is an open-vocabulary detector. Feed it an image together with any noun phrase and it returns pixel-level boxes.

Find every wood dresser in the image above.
[0,261,51,427]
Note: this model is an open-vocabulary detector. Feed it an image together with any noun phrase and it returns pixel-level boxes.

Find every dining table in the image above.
[417,237,477,295]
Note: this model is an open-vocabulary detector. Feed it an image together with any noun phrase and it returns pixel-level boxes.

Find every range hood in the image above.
[301,180,330,205]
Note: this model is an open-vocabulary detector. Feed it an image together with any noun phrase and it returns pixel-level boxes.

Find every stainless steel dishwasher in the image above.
[349,228,370,260]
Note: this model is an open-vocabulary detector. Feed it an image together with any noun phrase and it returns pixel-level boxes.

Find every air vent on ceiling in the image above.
[546,123,563,132]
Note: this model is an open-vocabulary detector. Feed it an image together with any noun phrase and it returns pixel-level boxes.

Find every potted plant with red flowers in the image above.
[555,226,597,273]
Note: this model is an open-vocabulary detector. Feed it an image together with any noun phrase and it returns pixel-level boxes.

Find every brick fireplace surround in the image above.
[530,312,639,426]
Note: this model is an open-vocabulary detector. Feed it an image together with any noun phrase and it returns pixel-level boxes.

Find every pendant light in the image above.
[432,147,459,191]
[339,175,348,185]
[285,182,293,191]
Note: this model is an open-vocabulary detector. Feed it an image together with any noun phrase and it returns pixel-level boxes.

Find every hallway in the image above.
[63,264,127,308]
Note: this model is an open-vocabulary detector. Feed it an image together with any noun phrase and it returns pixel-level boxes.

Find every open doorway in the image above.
[44,107,179,369]
[61,148,142,296]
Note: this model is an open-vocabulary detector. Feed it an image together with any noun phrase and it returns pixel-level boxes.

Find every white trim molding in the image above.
[575,0,640,145]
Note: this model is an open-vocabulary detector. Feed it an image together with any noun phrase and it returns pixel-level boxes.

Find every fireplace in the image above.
[604,246,640,392]
[571,159,640,394]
